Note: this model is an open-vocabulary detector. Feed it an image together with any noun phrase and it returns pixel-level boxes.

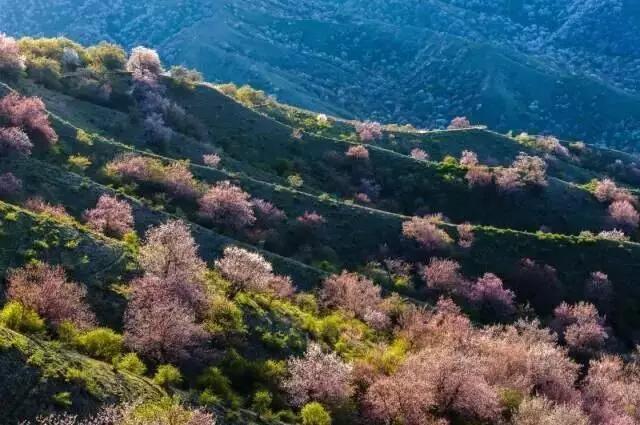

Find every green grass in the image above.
[0,326,165,422]
[256,97,640,189]
[0,200,132,327]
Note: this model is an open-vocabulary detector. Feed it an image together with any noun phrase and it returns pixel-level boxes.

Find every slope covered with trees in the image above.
[1,35,640,425]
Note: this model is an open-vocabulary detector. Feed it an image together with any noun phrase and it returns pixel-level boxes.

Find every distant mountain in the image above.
[2,0,640,150]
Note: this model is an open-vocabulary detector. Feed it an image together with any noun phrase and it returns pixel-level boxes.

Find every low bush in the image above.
[114,352,147,375]
[0,301,45,334]
[153,364,183,387]
[74,327,124,360]
[301,402,331,425]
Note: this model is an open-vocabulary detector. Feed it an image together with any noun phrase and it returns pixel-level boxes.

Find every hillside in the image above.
[0,327,165,422]
[1,36,640,424]
[2,0,640,150]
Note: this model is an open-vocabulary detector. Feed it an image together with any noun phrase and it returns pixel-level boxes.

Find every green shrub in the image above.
[64,367,99,395]
[56,320,79,343]
[4,212,18,221]
[318,193,332,202]
[260,329,304,352]
[198,389,221,406]
[294,294,319,316]
[122,231,140,257]
[75,129,94,146]
[52,391,72,408]
[365,338,408,375]
[216,83,238,96]
[251,390,273,416]
[169,66,203,88]
[128,397,208,424]
[257,359,287,382]
[26,56,62,88]
[114,352,147,376]
[235,85,267,106]
[314,313,343,345]
[218,349,263,387]
[441,155,459,166]
[0,301,45,334]
[203,293,245,335]
[74,327,123,360]
[19,37,85,63]
[196,365,242,408]
[153,364,183,387]
[86,42,126,72]
[301,402,331,425]
[68,154,92,171]
[287,174,304,188]
[196,367,234,400]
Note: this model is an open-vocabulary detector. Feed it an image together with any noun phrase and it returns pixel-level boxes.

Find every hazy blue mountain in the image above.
[2,0,640,149]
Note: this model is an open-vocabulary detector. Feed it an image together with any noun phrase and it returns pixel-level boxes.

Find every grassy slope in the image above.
[255,99,640,189]
[0,326,165,423]
[0,200,131,327]
[166,82,614,235]
[2,79,636,269]
[10,130,640,311]
[3,72,640,422]
[0,151,324,288]
[3,78,640,339]
[21,78,620,237]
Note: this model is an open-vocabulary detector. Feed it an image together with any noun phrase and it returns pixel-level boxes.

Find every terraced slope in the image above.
[24,76,616,236]
[3,73,640,341]
[255,99,640,188]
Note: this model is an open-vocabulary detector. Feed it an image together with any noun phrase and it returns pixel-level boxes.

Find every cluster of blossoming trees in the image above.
[0,33,25,78]
[105,153,328,239]
[463,150,548,192]
[594,178,640,233]
[0,89,58,197]
[279,273,627,425]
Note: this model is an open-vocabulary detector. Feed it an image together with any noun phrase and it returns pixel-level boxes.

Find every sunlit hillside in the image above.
[1,34,640,425]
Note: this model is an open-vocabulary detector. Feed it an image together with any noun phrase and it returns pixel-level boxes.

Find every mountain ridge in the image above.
[3,0,640,149]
